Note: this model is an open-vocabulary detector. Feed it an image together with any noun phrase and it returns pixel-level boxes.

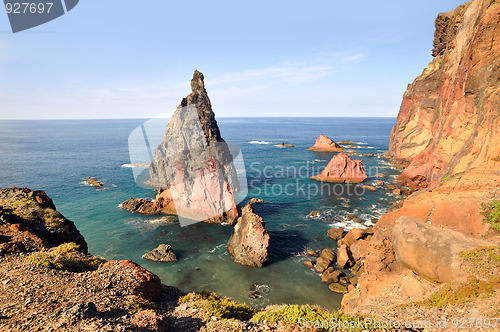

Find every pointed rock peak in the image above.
[309,134,342,152]
[190,70,206,94]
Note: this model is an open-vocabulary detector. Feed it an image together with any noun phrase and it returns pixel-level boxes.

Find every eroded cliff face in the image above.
[389,0,500,184]
[342,0,500,314]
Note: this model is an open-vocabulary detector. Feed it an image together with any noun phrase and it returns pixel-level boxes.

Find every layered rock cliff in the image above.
[342,0,500,315]
[130,71,240,225]
[389,0,500,184]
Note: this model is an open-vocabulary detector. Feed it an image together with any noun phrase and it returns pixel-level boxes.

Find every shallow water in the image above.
[0,117,399,310]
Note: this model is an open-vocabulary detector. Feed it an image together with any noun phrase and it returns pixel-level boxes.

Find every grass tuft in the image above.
[28,242,106,272]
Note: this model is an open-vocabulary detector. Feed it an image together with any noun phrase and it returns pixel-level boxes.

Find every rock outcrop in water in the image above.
[227,202,270,267]
[126,71,240,225]
[341,0,500,316]
[310,152,367,183]
[308,134,342,152]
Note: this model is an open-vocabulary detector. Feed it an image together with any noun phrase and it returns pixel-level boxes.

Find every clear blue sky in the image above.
[0,0,467,119]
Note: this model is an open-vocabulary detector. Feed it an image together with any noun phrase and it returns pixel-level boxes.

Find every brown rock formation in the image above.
[142,244,177,262]
[0,187,88,254]
[392,216,491,283]
[102,260,162,302]
[310,152,368,183]
[308,134,342,152]
[227,202,270,267]
[137,70,239,225]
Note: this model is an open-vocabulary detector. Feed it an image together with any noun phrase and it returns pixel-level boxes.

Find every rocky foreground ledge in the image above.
[0,187,381,332]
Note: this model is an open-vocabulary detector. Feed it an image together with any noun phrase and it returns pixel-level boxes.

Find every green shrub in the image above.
[28,242,106,272]
[481,200,500,231]
[128,296,159,312]
[179,292,257,322]
[250,304,373,331]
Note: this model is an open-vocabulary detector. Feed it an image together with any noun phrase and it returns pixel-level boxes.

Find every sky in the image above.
[0,0,468,119]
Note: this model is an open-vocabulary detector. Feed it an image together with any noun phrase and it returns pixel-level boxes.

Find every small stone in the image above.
[329,283,348,294]
[142,244,177,262]
[249,291,260,299]
[308,210,321,217]
[305,250,318,257]
[303,260,315,269]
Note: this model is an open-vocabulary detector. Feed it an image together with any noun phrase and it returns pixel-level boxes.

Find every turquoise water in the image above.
[0,117,399,310]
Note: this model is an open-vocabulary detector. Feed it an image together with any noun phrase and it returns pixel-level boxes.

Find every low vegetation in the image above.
[179,292,375,331]
[128,296,160,312]
[416,277,500,309]
[28,242,106,272]
[481,200,500,232]
[180,292,257,322]
[250,304,373,331]
[402,245,500,312]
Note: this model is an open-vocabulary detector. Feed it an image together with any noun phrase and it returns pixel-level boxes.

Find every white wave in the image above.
[209,243,225,254]
[121,163,150,168]
[117,203,123,208]
[249,140,271,144]
[314,159,327,162]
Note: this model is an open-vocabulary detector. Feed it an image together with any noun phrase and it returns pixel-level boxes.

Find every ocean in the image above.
[0,117,400,311]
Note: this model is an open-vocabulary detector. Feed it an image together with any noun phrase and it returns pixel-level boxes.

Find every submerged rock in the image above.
[85,178,103,187]
[308,134,342,152]
[307,210,321,217]
[227,202,270,267]
[142,244,177,262]
[310,152,367,183]
[276,142,295,147]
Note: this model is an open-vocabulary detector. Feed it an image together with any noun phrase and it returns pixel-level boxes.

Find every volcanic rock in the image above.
[141,71,240,225]
[305,250,319,257]
[310,152,367,183]
[321,269,342,283]
[329,283,348,294]
[276,142,295,147]
[337,244,354,269]
[227,202,270,267]
[308,134,342,152]
[121,198,160,215]
[85,178,103,187]
[142,244,177,262]
[303,260,315,268]
[327,228,345,241]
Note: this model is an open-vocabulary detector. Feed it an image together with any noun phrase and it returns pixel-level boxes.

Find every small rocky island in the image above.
[310,152,367,183]
[308,134,342,152]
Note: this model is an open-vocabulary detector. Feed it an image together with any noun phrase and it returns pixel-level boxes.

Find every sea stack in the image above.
[227,202,270,267]
[310,152,367,183]
[308,134,342,152]
[133,71,239,225]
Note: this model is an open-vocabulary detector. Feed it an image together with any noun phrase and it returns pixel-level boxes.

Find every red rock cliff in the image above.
[389,0,500,184]
[342,0,500,315]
